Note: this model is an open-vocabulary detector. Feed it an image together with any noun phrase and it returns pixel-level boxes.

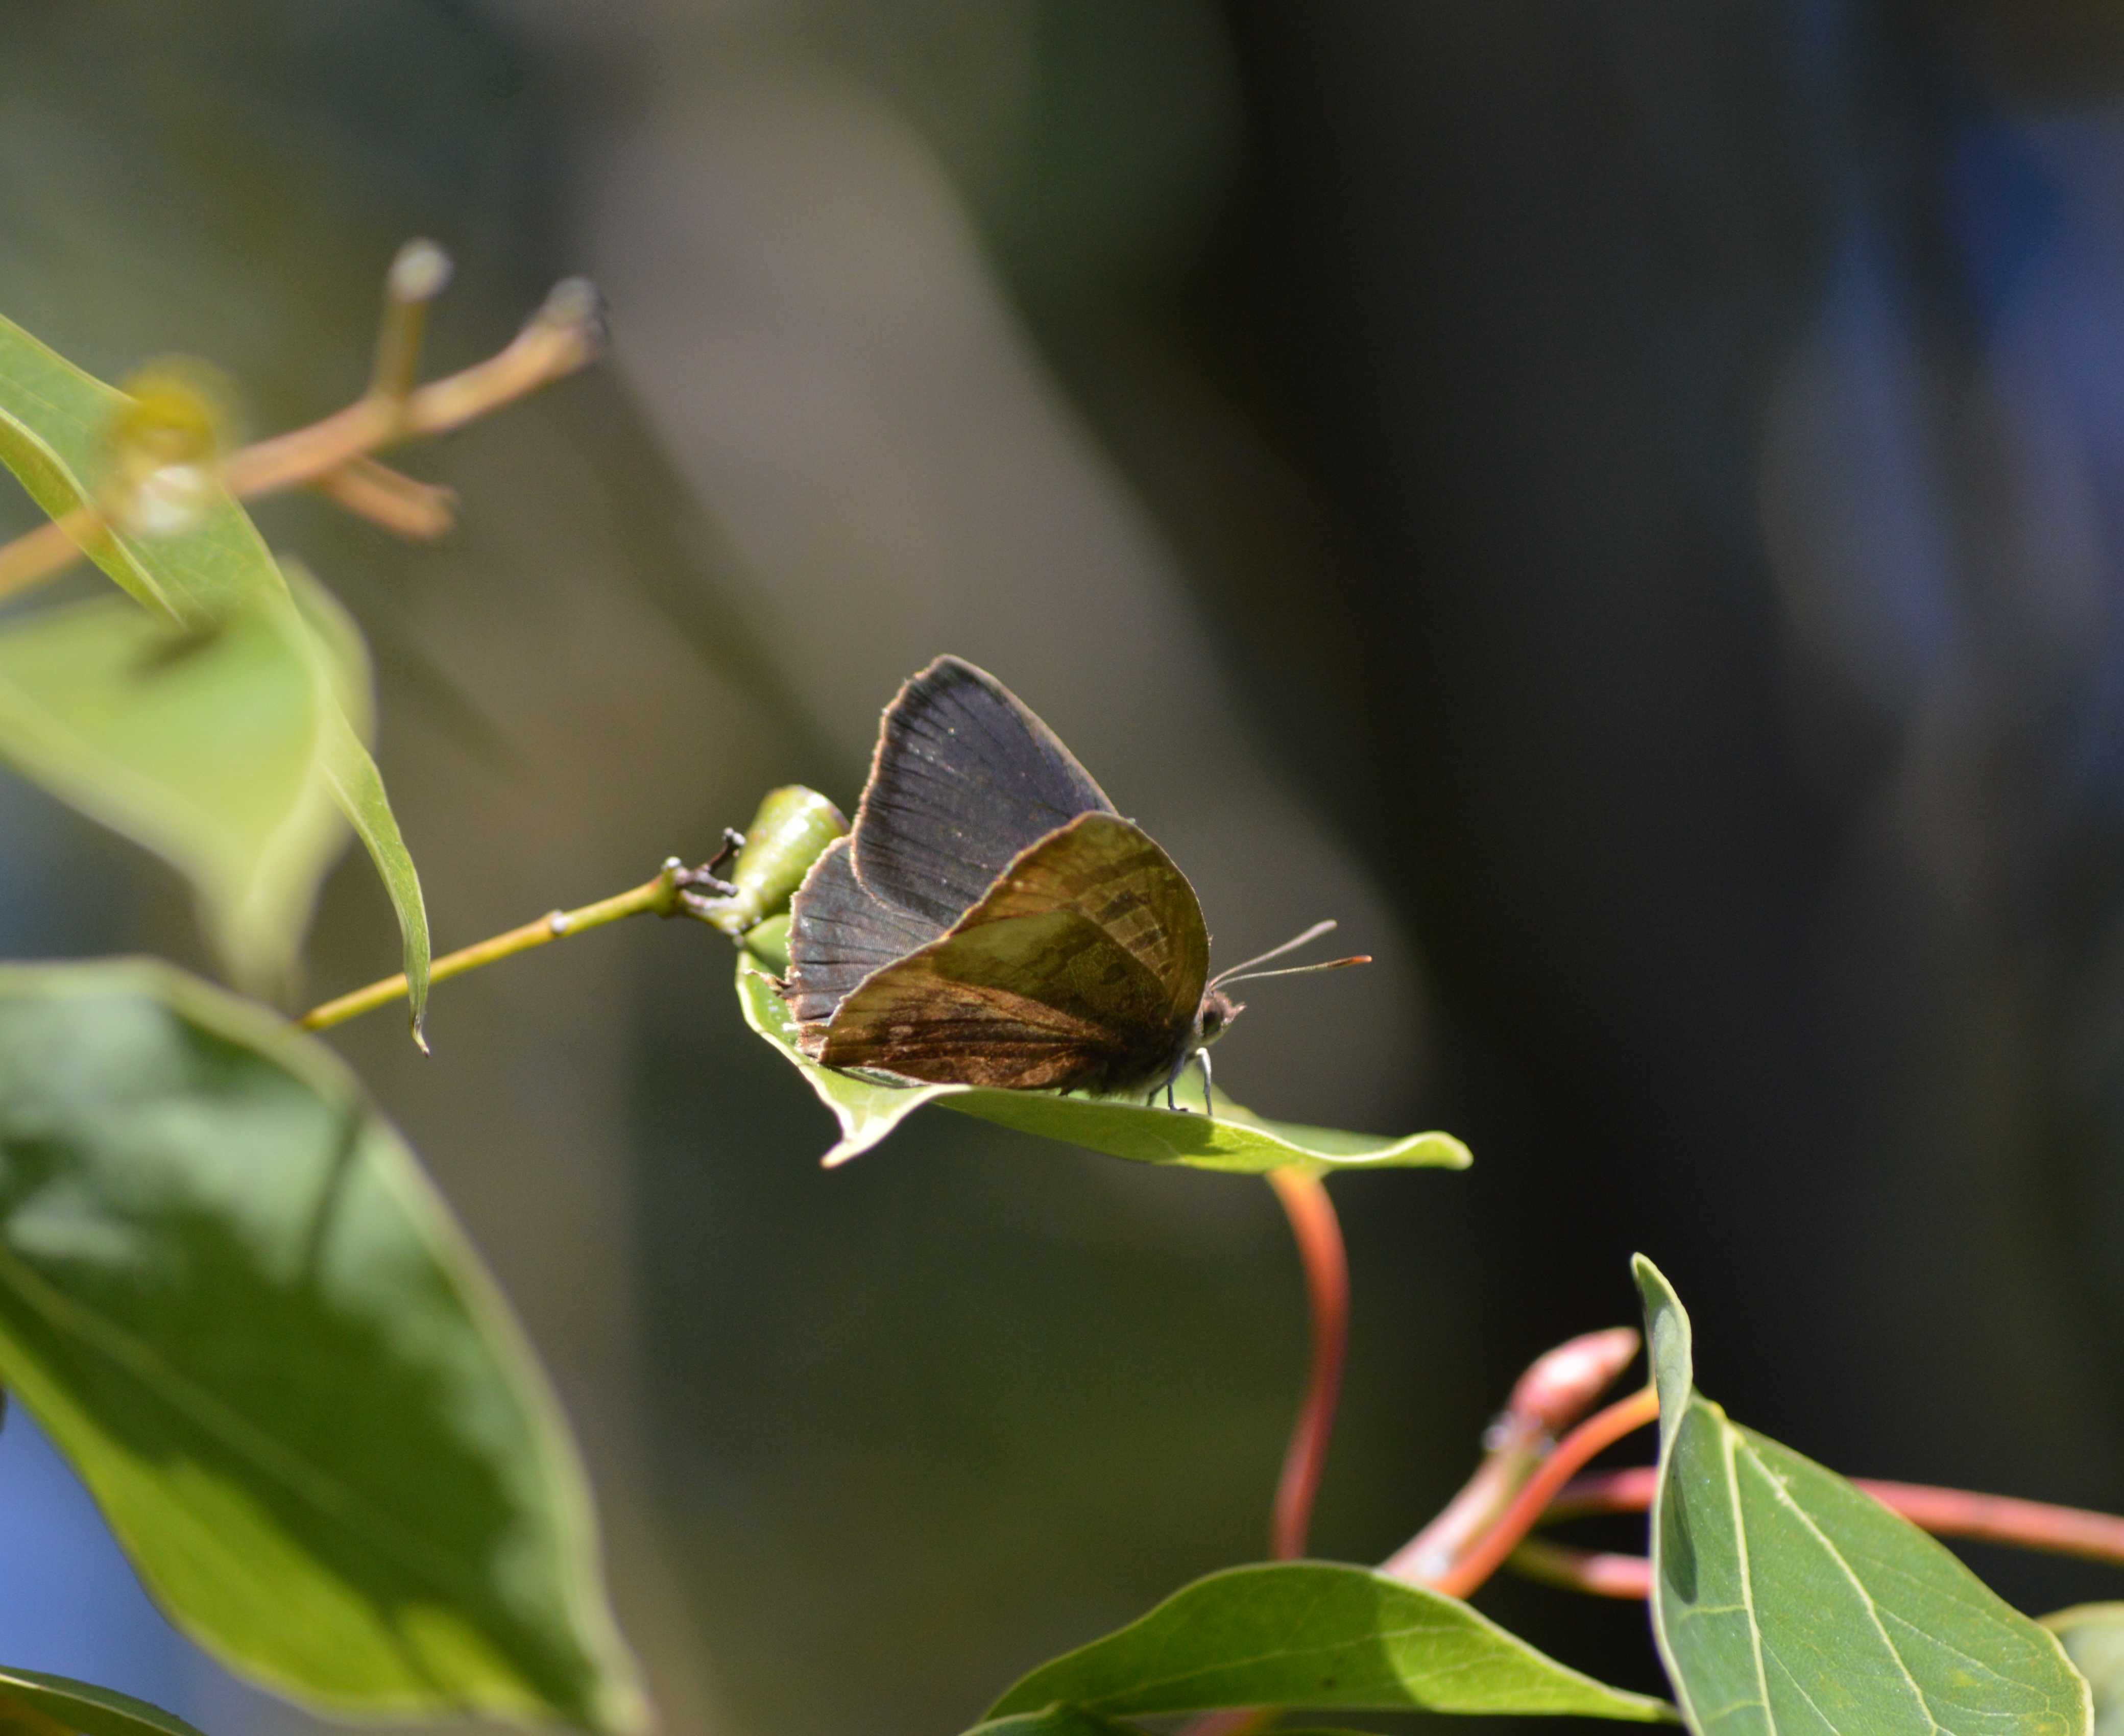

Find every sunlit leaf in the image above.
[960,1712,1377,1736]
[0,314,256,622]
[736,955,1473,1173]
[958,1713,1148,1736]
[0,960,645,1731]
[284,564,428,1039]
[0,593,344,993]
[0,1666,207,1736]
[0,317,431,1029]
[2044,1607,2124,1736]
[985,1562,1674,1723]
[1636,1257,2090,1736]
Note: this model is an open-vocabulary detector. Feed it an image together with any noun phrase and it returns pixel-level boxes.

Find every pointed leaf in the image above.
[0,593,346,993]
[2043,1607,2124,1736]
[0,313,266,622]
[0,1666,208,1736]
[958,1714,1149,1736]
[985,1562,1673,1722]
[0,316,430,1033]
[0,960,644,1731]
[961,1715,1371,1736]
[1634,1257,2090,1736]
[737,955,1472,1173]
[285,566,428,1040]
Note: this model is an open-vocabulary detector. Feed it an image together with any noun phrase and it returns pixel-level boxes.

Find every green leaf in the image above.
[957,1713,1149,1736]
[984,1562,1675,1723]
[0,1666,208,1736]
[0,960,645,1731]
[0,313,266,622]
[0,592,348,993]
[284,564,428,1040]
[1634,1257,2091,1736]
[960,1714,1374,1736]
[737,955,1473,1172]
[2044,1607,2124,1736]
[0,317,430,1033]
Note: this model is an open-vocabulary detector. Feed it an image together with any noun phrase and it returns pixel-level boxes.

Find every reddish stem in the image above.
[1382,1327,1641,1586]
[1266,1167,1349,1561]
[1509,1538,1653,1599]
[1548,1466,2124,1572]
[1423,1386,1660,1600]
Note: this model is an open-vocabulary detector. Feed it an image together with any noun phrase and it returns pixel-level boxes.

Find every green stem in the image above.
[299,861,687,1033]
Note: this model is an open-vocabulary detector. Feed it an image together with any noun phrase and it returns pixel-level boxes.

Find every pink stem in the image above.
[1265,1168,1349,1561]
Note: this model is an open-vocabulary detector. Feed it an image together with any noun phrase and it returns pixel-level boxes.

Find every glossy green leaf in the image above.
[0,592,346,993]
[1635,1257,2090,1736]
[961,1714,1372,1736]
[736,955,1473,1173]
[0,312,263,622]
[0,1666,208,1736]
[0,960,645,1731]
[284,564,428,1040]
[0,317,430,1033]
[957,1713,1149,1736]
[2044,1607,2124,1736]
[985,1562,1674,1723]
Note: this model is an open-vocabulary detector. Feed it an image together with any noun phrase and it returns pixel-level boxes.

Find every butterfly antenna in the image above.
[1211,919,1351,989]
[1214,955,1371,988]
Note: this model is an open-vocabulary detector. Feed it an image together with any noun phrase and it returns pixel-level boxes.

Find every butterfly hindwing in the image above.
[815,909,1159,1089]
[816,813,1210,1095]
[782,837,946,1032]
[849,656,1118,928]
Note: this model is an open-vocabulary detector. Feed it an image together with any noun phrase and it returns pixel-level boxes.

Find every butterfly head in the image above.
[1196,987,1243,1048]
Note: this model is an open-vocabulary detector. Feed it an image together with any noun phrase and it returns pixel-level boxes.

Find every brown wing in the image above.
[816,813,1210,1092]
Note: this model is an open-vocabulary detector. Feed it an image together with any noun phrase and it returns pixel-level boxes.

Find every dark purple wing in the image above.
[849,656,1117,928]
[782,838,944,1034]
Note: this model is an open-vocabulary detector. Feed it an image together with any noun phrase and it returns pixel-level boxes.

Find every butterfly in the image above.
[779,656,1365,1110]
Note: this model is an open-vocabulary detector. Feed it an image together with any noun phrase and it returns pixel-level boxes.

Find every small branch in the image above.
[1170,1174,1350,1736]
[1857,1479,2124,1566]
[1421,1386,1660,1601]
[298,858,686,1033]
[1266,1168,1350,1561]
[0,271,602,601]
[310,459,456,539]
[1549,1466,2124,1573]
[370,239,453,405]
[1382,1327,1640,1587]
[1508,1539,1652,1600]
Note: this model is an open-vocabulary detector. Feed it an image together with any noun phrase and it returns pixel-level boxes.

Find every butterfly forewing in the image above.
[816,813,1210,1095]
[850,656,1117,927]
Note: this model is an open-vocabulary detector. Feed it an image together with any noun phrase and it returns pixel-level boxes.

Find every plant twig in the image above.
[298,858,687,1033]
[1266,1168,1350,1561]
[1382,1327,1640,1587]
[0,269,601,602]
[1419,1386,1660,1601]
[1546,1466,2124,1572]
[1169,1173,1351,1736]
[311,459,456,539]
[1508,1538,1652,1599]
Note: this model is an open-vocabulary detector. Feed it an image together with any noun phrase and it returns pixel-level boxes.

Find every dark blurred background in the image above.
[6,2,2124,1732]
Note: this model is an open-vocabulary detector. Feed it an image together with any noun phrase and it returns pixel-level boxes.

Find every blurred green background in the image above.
[8,3,2124,1734]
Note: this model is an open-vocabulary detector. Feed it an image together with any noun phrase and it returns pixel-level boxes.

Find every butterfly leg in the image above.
[1195,1046,1215,1116]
